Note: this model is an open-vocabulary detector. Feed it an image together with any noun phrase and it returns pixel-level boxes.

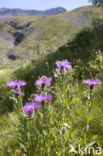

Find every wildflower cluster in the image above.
[7,59,102,155]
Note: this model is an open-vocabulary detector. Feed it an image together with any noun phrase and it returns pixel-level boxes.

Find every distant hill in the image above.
[0,6,103,69]
[0,7,67,19]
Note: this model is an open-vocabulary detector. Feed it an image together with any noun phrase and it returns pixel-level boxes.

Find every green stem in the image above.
[42,105,45,155]
[86,88,93,132]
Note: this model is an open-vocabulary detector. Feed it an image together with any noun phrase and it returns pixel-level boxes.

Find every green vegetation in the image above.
[15,17,103,102]
[89,0,103,6]
[1,55,103,155]
[0,6,103,155]
[0,6,103,69]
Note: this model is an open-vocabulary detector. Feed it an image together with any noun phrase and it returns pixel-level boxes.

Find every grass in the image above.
[1,17,103,113]
[1,60,103,155]
[0,6,103,69]
[0,15,103,112]
[0,113,18,156]
[14,18,103,101]
[0,6,103,155]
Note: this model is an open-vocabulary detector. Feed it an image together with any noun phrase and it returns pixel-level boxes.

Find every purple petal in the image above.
[55,68,60,73]
[84,79,102,86]
[22,101,40,115]
[47,94,52,101]
[35,76,52,86]
[7,80,26,88]
[34,93,52,103]
[55,60,73,74]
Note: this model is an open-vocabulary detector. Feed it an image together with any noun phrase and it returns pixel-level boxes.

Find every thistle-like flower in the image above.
[84,79,102,89]
[7,80,26,88]
[22,102,41,115]
[35,76,52,87]
[34,93,52,106]
[55,60,73,75]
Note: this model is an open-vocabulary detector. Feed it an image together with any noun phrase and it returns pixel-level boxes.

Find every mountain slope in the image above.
[0,7,67,19]
[1,8,103,155]
[0,6,103,69]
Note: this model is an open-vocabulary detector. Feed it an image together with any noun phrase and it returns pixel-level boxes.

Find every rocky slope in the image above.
[0,6,103,69]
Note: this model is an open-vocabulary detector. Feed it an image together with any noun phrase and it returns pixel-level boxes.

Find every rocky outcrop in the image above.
[7,53,19,60]
[5,21,32,45]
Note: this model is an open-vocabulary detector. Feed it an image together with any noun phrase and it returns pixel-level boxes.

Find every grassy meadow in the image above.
[0,6,103,156]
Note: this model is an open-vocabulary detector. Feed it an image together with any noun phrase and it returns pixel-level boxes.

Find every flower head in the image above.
[56,60,70,69]
[22,101,41,115]
[7,147,12,153]
[14,88,22,97]
[34,93,52,103]
[7,80,26,88]
[35,76,52,87]
[84,79,102,89]
[55,60,73,74]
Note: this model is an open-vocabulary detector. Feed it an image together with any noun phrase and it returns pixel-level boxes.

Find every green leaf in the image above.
[87,113,94,122]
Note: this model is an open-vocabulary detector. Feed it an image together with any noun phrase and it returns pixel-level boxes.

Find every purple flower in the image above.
[22,101,41,115]
[7,80,26,88]
[34,93,52,103]
[56,60,70,69]
[84,79,102,89]
[35,76,52,87]
[46,94,52,101]
[34,103,41,109]
[55,60,73,74]
[14,88,22,97]
[22,103,34,115]
[7,147,12,153]
[55,68,61,73]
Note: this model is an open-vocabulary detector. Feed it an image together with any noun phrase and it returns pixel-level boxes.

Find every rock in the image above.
[13,32,24,45]
[7,53,18,60]
[5,21,32,45]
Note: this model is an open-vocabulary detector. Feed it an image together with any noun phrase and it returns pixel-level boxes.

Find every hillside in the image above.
[0,7,67,19]
[0,6,103,155]
[0,6,103,69]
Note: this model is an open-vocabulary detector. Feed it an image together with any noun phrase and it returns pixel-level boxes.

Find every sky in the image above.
[0,0,91,11]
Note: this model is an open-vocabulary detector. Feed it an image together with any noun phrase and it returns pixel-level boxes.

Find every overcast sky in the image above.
[0,0,91,11]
